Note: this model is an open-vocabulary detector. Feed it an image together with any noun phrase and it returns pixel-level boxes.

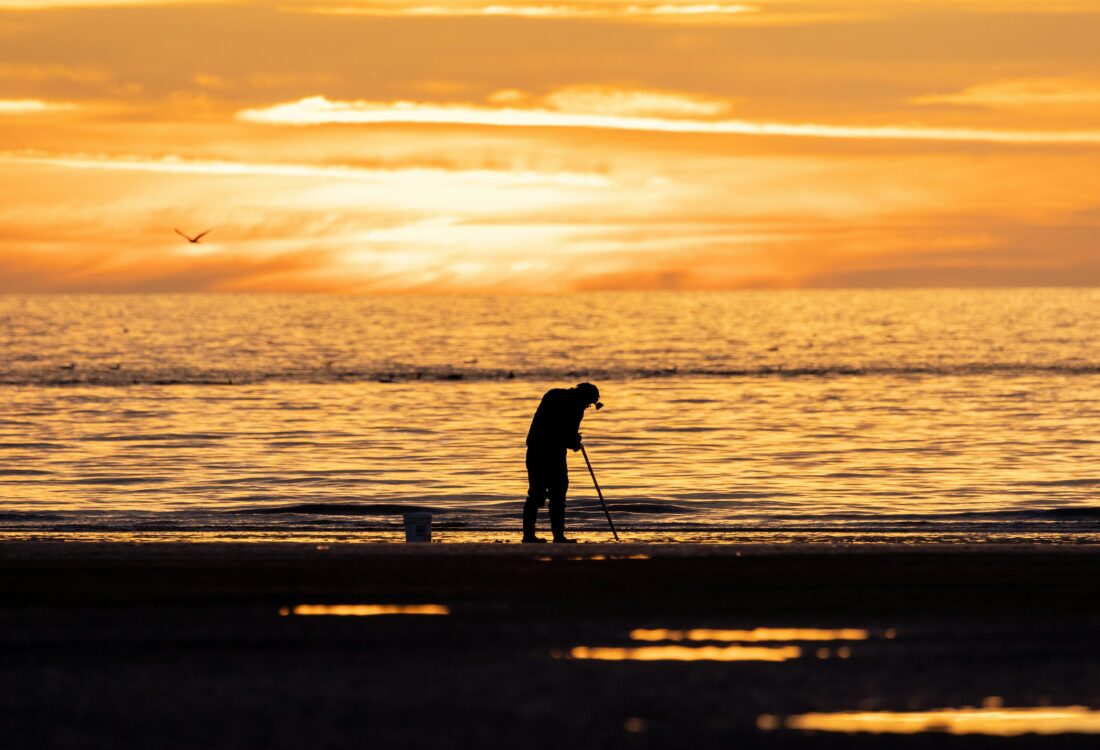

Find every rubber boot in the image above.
[522,503,545,543]
[550,499,575,543]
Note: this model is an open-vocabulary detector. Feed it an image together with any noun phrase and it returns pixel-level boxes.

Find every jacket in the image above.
[526,388,585,451]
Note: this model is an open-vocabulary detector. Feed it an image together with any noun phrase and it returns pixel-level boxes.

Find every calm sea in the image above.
[2,290,1098,543]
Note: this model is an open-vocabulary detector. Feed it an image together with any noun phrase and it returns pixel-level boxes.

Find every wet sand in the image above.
[2,542,1099,748]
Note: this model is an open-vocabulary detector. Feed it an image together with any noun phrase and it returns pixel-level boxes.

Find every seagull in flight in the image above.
[174,228,212,244]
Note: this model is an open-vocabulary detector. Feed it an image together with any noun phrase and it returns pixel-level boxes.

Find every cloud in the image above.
[888,0,1100,13]
[540,86,730,117]
[0,99,77,113]
[0,1,223,7]
[799,216,1100,288]
[0,243,347,293]
[5,1,1099,126]
[0,150,610,188]
[563,213,1100,292]
[238,94,1100,144]
[282,1,763,23]
[277,0,1100,25]
[807,257,1100,289]
[913,78,1100,108]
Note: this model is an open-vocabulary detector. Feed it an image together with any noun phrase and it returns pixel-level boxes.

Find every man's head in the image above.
[574,382,602,410]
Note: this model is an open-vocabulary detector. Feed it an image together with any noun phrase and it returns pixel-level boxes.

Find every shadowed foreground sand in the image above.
[1,542,1099,748]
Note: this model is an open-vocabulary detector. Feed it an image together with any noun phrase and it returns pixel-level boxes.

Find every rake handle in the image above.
[580,444,619,542]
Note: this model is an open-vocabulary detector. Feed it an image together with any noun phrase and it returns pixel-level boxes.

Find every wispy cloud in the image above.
[0,99,77,114]
[913,78,1100,108]
[278,0,1100,24]
[0,1,223,8]
[281,1,762,23]
[0,150,610,187]
[0,243,346,294]
[238,94,1100,144]
[536,86,730,117]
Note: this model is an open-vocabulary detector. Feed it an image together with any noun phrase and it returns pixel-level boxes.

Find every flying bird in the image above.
[174,228,212,243]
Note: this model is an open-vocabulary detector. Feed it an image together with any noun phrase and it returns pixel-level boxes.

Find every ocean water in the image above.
[2,290,1098,543]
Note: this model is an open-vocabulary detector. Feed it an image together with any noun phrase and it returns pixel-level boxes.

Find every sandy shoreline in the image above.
[3,542,1099,748]
[4,540,1100,609]
[4,541,1100,620]
[6,539,1100,560]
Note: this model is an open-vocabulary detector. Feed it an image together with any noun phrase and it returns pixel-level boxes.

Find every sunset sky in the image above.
[2,0,1099,292]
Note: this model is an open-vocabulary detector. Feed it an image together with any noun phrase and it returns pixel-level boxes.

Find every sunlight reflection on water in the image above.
[2,291,1099,538]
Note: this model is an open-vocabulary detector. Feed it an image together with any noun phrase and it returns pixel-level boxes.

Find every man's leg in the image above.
[523,449,548,542]
[547,450,573,543]
[548,496,566,541]
[522,497,544,541]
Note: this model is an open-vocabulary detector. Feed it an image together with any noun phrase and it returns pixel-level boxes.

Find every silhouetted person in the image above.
[523,382,601,543]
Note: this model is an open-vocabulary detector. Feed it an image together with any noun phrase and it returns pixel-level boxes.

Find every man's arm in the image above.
[565,405,584,452]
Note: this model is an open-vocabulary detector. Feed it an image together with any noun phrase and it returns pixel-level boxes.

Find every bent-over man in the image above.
[523,382,601,544]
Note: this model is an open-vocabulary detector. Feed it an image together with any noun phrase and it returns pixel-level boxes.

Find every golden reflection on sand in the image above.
[560,554,651,561]
[630,627,870,642]
[537,554,649,562]
[279,604,450,616]
[766,707,1100,736]
[565,645,801,662]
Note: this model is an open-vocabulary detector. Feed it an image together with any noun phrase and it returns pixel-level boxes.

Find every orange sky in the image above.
[2,0,1099,292]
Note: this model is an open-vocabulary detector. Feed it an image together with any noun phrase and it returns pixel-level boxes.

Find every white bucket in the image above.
[403,512,432,543]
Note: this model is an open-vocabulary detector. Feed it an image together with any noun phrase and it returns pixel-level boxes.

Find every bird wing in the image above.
[193,229,213,242]
[173,228,194,241]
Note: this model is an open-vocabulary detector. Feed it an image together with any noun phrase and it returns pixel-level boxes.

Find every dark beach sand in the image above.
[2,542,1099,749]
